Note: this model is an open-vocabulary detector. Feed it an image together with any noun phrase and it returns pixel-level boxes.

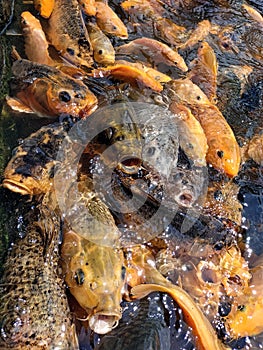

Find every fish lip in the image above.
[2,179,32,196]
[80,102,98,118]
[88,312,121,334]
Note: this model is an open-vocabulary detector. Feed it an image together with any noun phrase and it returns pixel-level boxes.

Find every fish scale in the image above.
[0,204,78,349]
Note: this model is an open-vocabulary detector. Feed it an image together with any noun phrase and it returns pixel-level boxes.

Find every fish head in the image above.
[2,146,54,196]
[61,231,125,334]
[21,76,97,117]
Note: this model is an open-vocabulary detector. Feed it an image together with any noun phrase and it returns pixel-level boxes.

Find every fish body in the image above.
[46,0,93,67]
[0,204,78,349]
[21,11,54,65]
[169,102,208,166]
[92,64,163,91]
[86,22,115,65]
[9,59,97,117]
[115,60,171,83]
[78,0,96,16]
[95,1,128,39]
[61,230,125,334]
[33,0,55,18]
[116,37,188,72]
[178,20,212,50]
[127,246,228,350]
[188,42,218,103]
[169,78,240,177]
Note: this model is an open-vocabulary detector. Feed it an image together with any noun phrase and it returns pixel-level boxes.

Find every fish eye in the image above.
[67,48,75,56]
[74,269,85,285]
[121,266,126,280]
[146,147,156,156]
[217,150,224,158]
[59,91,72,102]
[214,190,223,201]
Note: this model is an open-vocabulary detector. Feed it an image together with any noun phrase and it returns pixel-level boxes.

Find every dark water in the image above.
[0,0,263,349]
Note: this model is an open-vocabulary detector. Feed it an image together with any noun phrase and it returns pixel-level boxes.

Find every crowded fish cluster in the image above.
[0,0,263,349]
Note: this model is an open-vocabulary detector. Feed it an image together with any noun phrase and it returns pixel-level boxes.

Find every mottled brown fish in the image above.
[0,203,78,349]
[8,59,97,117]
[46,0,93,67]
[3,122,67,196]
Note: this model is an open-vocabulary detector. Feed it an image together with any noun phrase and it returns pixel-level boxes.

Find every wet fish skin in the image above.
[86,22,115,65]
[9,59,98,118]
[46,0,93,67]
[33,0,55,19]
[0,203,78,349]
[3,122,68,196]
[21,11,54,66]
[61,230,125,335]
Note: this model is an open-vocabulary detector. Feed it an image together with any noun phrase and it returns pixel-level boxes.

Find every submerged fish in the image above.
[0,203,78,349]
[8,59,97,117]
[46,0,93,67]
[188,42,218,104]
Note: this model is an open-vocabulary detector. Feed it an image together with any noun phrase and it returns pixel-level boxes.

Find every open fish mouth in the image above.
[2,179,32,196]
[89,313,121,334]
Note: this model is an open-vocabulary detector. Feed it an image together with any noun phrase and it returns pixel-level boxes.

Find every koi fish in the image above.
[86,22,115,65]
[115,59,171,83]
[78,0,96,16]
[92,63,163,91]
[127,246,228,350]
[46,0,93,67]
[8,59,97,117]
[21,11,54,65]
[116,37,188,72]
[0,204,78,349]
[169,102,208,166]
[188,42,218,103]
[33,0,55,18]
[61,230,125,334]
[95,1,128,39]
[169,78,241,177]
[178,20,212,50]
